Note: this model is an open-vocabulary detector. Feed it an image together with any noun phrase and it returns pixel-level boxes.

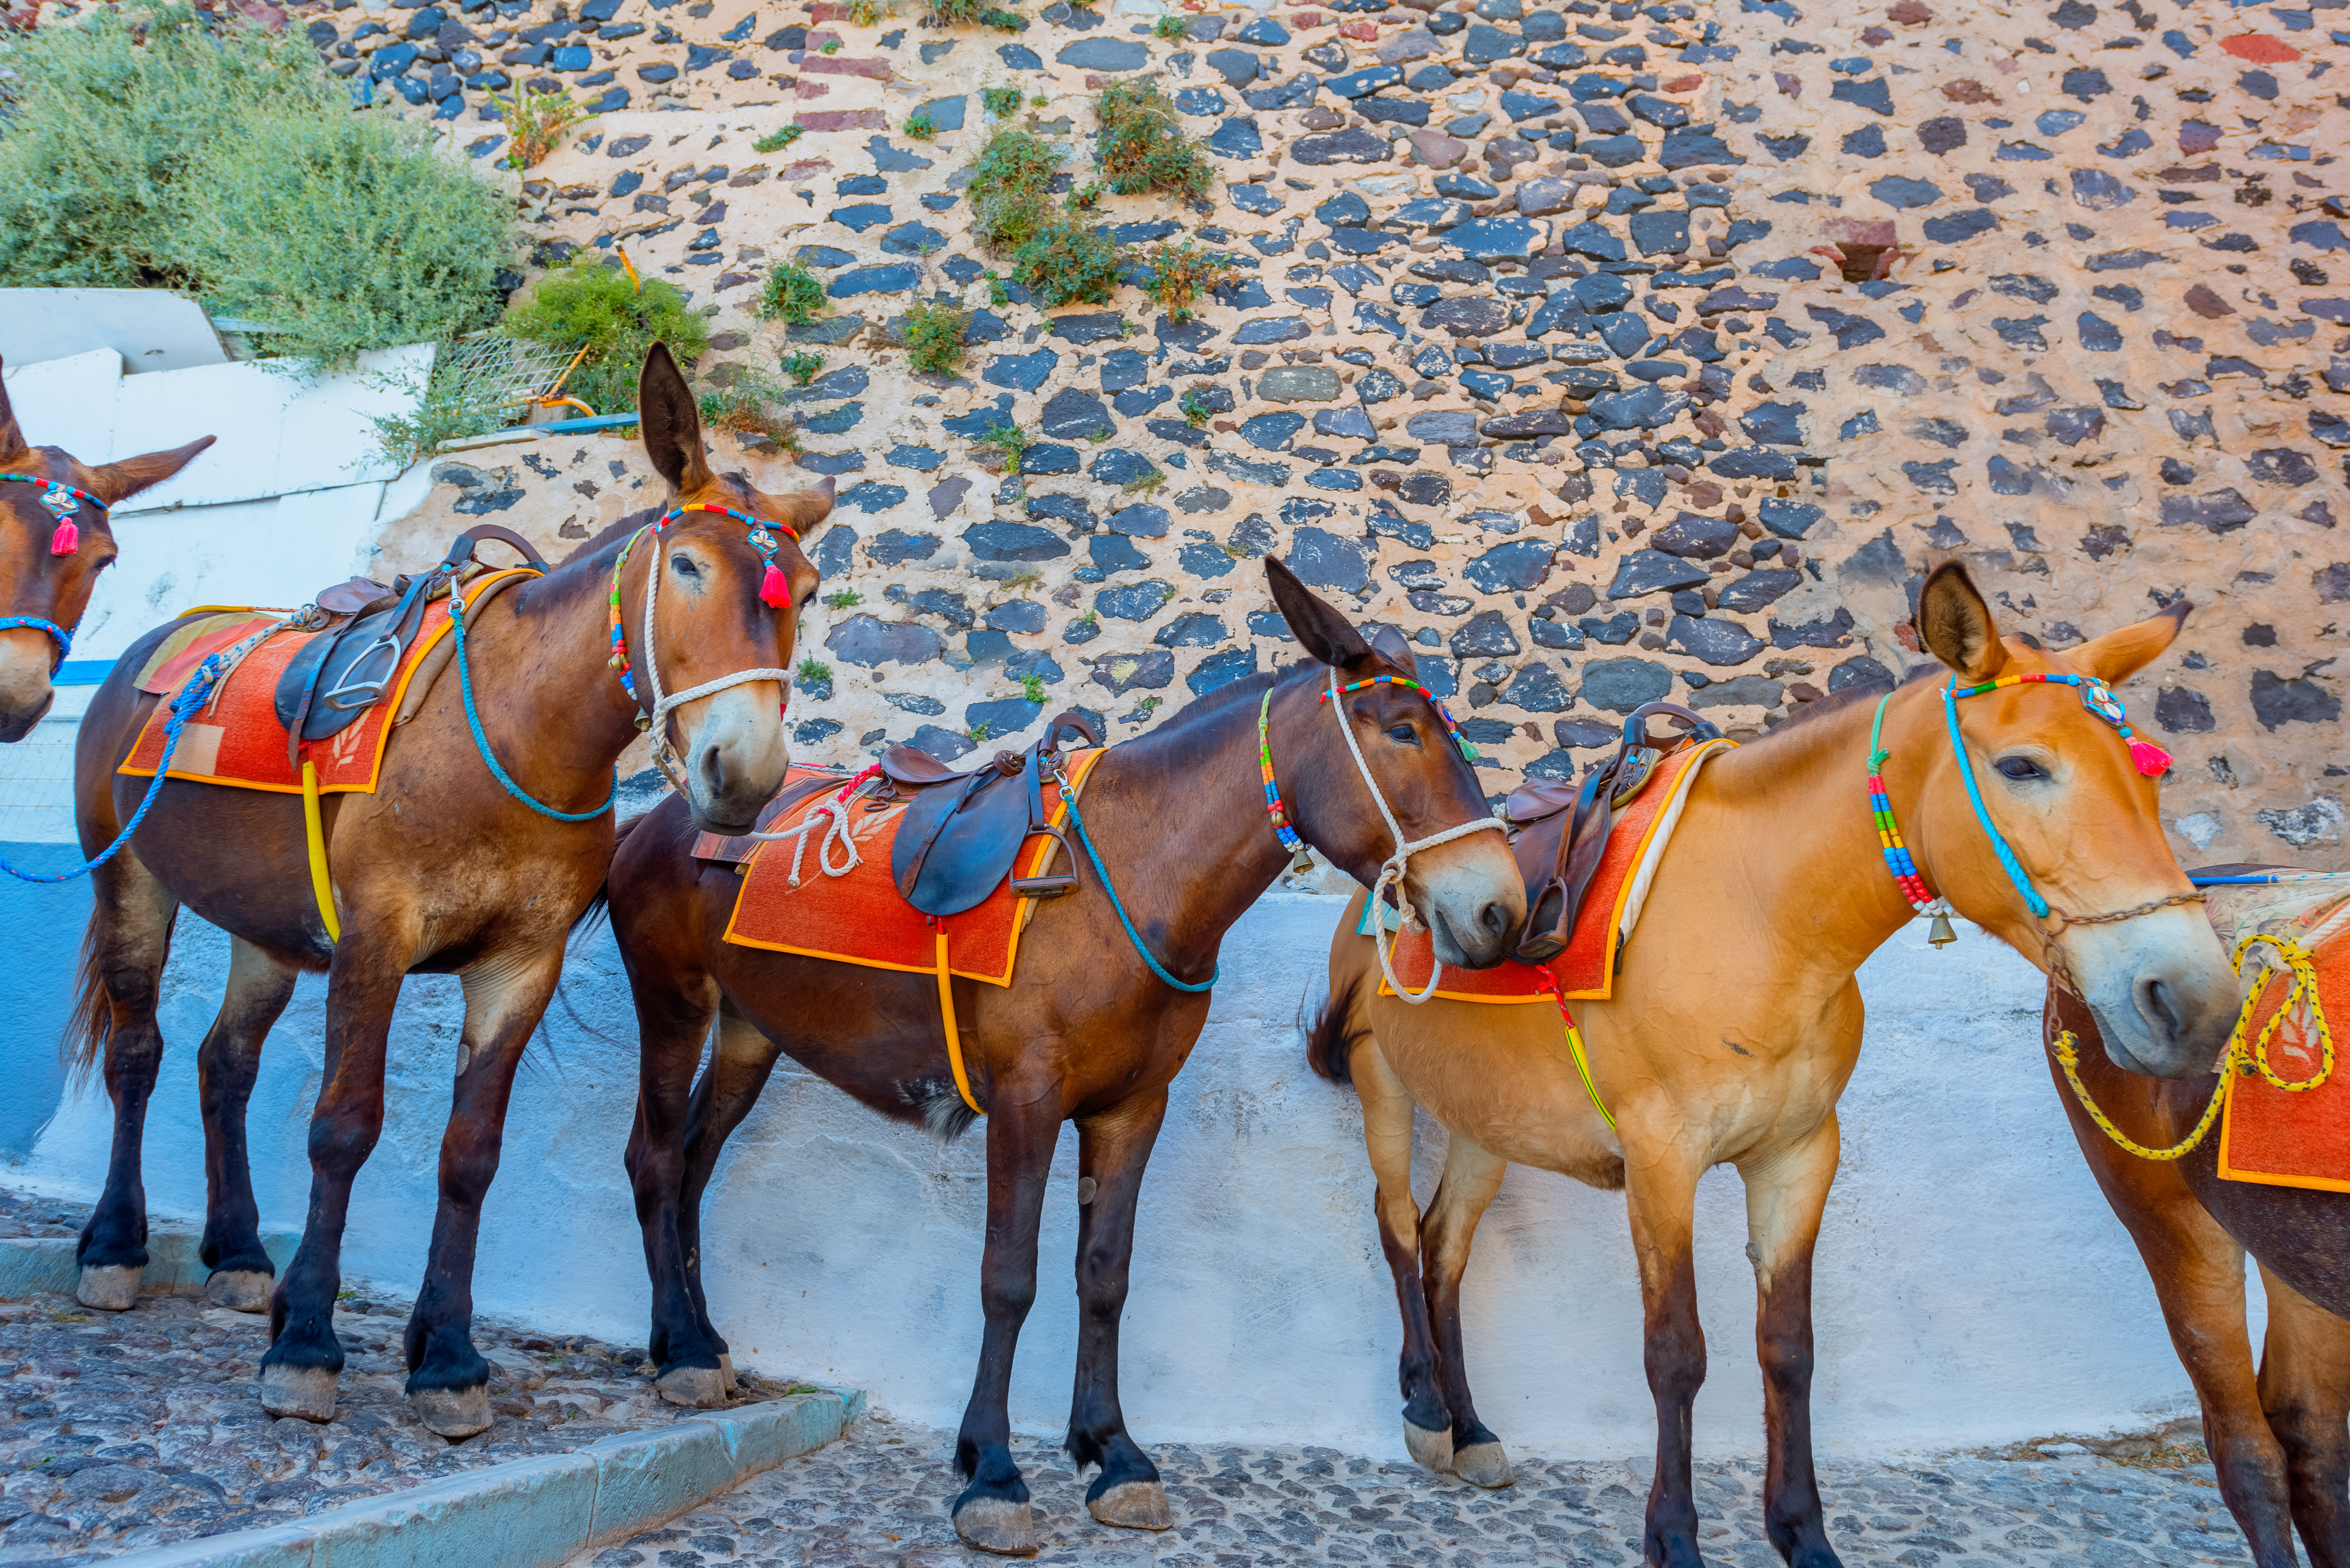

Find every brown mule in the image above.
[61,346,827,1436]
[2048,977,2350,1568]
[1307,562,2242,1568]
[0,352,216,739]
[604,559,1525,1556]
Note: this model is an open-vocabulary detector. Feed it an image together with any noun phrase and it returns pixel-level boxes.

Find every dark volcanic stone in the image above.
[1606,549,1709,599]
[1095,580,1176,621]
[1293,129,1392,165]
[1668,614,1763,667]
[1286,526,1371,592]
[827,615,943,667]
[1463,540,1553,593]
[1090,649,1176,693]
[963,521,1070,562]
[1580,657,1671,713]
[1650,512,1740,559]
[1058,38,1148,70]
[1450,608,1521,658]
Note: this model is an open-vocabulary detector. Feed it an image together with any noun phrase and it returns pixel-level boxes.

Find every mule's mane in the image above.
[553,504,662,567]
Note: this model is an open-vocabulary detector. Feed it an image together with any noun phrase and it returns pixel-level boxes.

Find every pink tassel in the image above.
[2129,739,2173,778]
[759,561,791,608]
[49,519,76,555]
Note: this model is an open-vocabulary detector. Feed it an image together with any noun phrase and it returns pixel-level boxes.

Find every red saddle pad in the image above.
[1372,737,1731,1004]
[721,749,1105,987]
[2216,878,2350,1192]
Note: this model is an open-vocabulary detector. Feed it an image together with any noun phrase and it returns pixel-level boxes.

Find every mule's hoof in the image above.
[1451,1440,1514,1489]
[655,1364,727,1410]
[952,1496,1039,1557]
[76,1265,142,1312]
[259,1363,338,1423]
[410,1384,491,1439]
[1403,1418,1454,1475]
[206,1270,274,1313]
[1087,1479,1174,1531]
[718,1351,738,1394]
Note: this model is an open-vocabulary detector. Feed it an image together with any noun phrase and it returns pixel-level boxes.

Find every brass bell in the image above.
[1927,910,1958,948]
[1290,846,1316,875]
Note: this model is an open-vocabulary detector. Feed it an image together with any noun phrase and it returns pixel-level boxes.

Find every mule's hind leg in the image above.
[1740,1115,1845,1568]
[1420,1132,1511,1489]
[197,937,298,1311]
[399,945,568,1438]
[75,851,180,1310]
[1065,1090,1175,1532]
[2257,1261,2350,1568]
[1350,1036,1453,1473]
[953,1086,1065,1557]
[1623,1137,1709,1568]
[677,1000,793,1394]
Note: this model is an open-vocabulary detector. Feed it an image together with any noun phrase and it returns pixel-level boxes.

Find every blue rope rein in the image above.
[448,581,615,823]
[1055,775,1217,993]
[0,652,227,884]
[0,615,72,667]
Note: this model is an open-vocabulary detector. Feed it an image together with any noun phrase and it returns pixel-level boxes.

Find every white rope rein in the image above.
[1324,667,1509,1004]
[743,778,871,886]
[638,532,793,787]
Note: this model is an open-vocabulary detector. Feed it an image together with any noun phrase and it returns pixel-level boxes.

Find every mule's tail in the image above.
[574,810,650,941]
[63,916,111,1088]
[1303,968,1369,1089]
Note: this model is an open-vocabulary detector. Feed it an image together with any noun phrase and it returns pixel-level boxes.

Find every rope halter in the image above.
[1275,667,1508,1005]
[608,502,801,790]
[0,471,111,665]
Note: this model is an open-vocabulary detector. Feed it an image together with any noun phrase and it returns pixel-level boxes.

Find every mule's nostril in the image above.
[2137,976,2185,1043]
[1479,900,1508,938]
[699,743,728,799]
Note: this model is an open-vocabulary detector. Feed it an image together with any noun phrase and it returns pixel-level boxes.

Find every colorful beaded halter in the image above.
[1262,675,1481,855]
[0,472,111,664]
[607,502,800,704]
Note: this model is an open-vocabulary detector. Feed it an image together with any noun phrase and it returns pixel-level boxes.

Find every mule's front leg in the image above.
[261,935,408,1422]
[954,1088,1063,1557]
[1421,1131,1512,1489]
[671,1001,791,1397]
[1066,1092,1173,1532]
[1626,1143,1707,1568]
[75,854,180,1310]
[401,946,566,1437]
[1351,1036,1453,1473]
[1741,1119,1846,1568]
[197,937,298,1311]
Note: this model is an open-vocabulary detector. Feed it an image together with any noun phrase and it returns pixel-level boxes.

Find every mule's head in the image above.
[632,343,829,833]
[0,356,213,740]
[1913,561,2233,1078]
[1266,556,1524,969]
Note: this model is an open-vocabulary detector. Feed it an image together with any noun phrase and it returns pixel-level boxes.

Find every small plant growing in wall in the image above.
[981,86,1023,119]
[1003,567,1044,590]
[967,128,1065,254]
[753,124,804,153]
[504,258,710,416]
[847,0,891,24]
[1010,208,1123,310]
[905,110,937,141]
[698,373,799,445]
[982,269,1010,306]
[795,656,835,698]
[1152,13,1187,38]
[1093,81,1212,199]
[819,37,842,55]
[902,299,971,376]
[756,259,829,324]
[1179,385,1216,428]
[975,422,1031,474]
[494,84,597,170]
[823,588,863,610]
[1020,674,1048,703]
[926,0,1023,28]
[780,349,825,386]
[1137,240,1236,325]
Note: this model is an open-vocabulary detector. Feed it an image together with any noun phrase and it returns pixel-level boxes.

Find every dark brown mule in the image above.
[0,352,215,739]
[603,561,1525,1556]
[63,346,827,1437]
[2049,967,2350,1568]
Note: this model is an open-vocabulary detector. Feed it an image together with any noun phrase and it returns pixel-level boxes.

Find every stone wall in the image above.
[289,0,2343,863]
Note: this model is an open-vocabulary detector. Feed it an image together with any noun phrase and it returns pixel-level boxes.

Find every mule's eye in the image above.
[1995,756,2045,782]
[1387,723,1419,745]
[672,556,702,579]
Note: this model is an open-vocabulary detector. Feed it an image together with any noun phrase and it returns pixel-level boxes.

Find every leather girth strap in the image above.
[1509,700,1722,964]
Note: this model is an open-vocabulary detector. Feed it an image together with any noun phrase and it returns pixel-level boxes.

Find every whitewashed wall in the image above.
[4,895,2238,1460]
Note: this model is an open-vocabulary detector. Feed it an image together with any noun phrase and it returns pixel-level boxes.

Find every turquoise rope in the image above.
[0,653,226,883]
[1057,785,1217,993]
[449,587,616,823]
[1941,681,2050,919]
[0,615,71,667]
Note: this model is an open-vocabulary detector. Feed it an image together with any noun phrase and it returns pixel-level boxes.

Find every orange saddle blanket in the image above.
[1368,737,1732,1003]
[118,589,486,797]
[714,749,1105,986]
[2212,874,2350,1193]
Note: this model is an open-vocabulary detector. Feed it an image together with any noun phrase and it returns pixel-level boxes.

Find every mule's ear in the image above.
[1369,623,1419,678]
[0,355,23,458]
[1267,555,1372,669]
[85,435,216,504]
[1916,561,2008,683]
[2071,598,2190,685]
[779,473,836,532]
[638,343,714,494]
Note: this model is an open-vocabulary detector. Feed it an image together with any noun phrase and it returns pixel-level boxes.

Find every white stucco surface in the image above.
[5,894,2239,1460]
[0,290,231,376]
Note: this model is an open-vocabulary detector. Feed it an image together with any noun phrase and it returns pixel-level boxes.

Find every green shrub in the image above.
[1180,385,1216,428]
[796,655,834,687]
[974,423,1030,474]
[756,260,830,324]
[368,350,509,468]
[902,300,971,376]
[927,0,1023,27]
[823,588,863,609]
[1009,217,1121,309]
[0,7,335,288]
[980,86,1024,118]
[780,350,826,386]
[1152,14,1187,39]
[169,110,511,370]
[1136,240,1237,324]
[905,110,937,141]
[698,372,797,445]
[1093,81,1213,199]
[752,124,804,153]
[966,128,1064,254]
[502,259,710,416]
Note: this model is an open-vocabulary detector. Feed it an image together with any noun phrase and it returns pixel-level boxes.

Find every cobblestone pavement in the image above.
[0,1188,808,1564]
[571,1413,2253,1568]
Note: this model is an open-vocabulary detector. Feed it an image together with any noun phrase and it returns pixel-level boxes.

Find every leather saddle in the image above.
[1507,700,1723,964]
[273,525,548,769]
[888,710,1105,917]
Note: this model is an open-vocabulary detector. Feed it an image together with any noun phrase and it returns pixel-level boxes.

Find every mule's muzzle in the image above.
[0,644,55,743]
[1420,837,1527,971]
[680,685,790,835]
[2074,909,2237,1080]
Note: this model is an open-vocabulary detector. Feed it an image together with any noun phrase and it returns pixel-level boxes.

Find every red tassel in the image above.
[759,561,790,608]
[49,519,76,555]
[2129,739,2173,778]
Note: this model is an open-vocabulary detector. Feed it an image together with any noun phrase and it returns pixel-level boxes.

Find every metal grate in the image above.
[433,331,589,417]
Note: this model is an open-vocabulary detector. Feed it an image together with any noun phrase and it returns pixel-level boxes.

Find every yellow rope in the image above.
[300,758,340,943]
[2056,934,2329,1161]
[935,930,982,1116]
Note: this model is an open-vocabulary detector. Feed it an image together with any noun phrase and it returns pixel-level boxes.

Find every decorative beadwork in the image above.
[1316,674,1480,760]
[0,470,108,556]
[606,503,805,705]
[1257,689,1303,854]
[1946,670,2172,778]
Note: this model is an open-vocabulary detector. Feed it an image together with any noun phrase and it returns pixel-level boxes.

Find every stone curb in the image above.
[0,1230,301,1301]
[103,1386,866,1568]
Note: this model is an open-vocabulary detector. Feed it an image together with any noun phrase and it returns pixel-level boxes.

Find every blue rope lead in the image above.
[0,614,72,667]
[1057,784,1217,993]
[0,653,227,884]
[449,586,615,823]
